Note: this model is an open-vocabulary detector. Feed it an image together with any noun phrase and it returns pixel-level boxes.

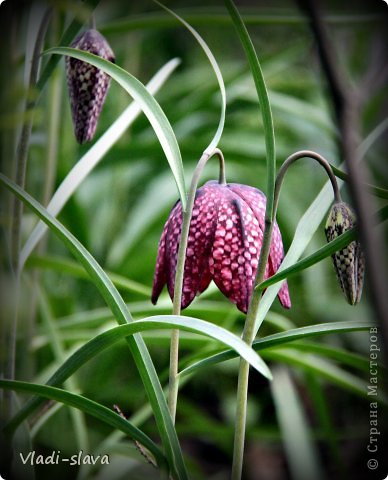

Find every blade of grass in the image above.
[256,123,388,334]
[305,373,344,476]
[280,341,372,372]
[38,287,89,452]
[271,367,325,480]
[257,227,356,290]
[20,58,181,269]
[26,254,151,296]
[257,204,387,291]
[5,315,271,434]
[330,164,388,200]
[47,48,186,208]
[155,1,226,155]
[179,320,372,376]
[264,349,387,404]
[100,11,382,36]
[0,379,166,469]
[0,174,187,480]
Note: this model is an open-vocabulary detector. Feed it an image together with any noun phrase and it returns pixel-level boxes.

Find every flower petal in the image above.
[180,185,219,307]
[160,183,220,309]
[229,183,291,308]
[151,217,169,305]
[209,187,264,313]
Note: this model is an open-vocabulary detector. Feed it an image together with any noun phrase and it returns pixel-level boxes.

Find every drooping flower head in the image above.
[325,201,364,305]
[152,180,291,313]
[66,29,115,144]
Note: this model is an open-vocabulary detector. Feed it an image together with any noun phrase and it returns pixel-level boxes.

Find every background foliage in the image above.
[0,1,387,479]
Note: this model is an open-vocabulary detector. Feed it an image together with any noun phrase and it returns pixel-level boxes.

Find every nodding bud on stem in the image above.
[325,202,365,305]
[66,29,115,144]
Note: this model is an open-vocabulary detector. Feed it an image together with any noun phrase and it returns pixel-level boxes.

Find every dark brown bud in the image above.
[66,29,115,144]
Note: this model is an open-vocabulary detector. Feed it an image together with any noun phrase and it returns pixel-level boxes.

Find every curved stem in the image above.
[168,148,226,422]
[232,149,340,479]
[274,150,342,215]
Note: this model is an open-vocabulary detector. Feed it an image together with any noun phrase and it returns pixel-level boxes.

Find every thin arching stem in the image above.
[232,149,340,480]
[274,150,342,214]
[168,148,226,422]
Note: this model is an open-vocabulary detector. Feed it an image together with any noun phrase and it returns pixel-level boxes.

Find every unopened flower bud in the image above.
[66,29,115,144]
[325,202,364,305]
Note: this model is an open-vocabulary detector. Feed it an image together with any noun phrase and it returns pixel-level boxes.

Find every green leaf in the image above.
[27,254,151,297]
[0,379,166,469]
[155,1,226,155]
[20,58,182,270]
[0,174,187,480]
[331,164,388,200]
[264,349,388,404]
[45,47,187,211]
[225,0,276,219]
[180,320,372,377]
[280,341,372,373]
[256,228,357,290]
[5,315,271,435]
[256,204,388,291]
[271,367,325,480]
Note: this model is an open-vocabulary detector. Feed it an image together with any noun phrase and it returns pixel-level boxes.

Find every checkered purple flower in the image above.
[152,180,291,313]
[66,29,115,144]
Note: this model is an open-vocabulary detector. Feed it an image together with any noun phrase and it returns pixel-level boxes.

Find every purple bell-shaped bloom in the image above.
[152,180,291,313]
[66,29,115,144]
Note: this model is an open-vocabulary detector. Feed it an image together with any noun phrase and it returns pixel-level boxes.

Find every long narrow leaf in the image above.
[271,367,325,480]
[256,228,356,290]
[46,47,186,210]
[155,1,226,155]
[0,379,166,469]
[5,315,271,434]
[20,58,181,269]
[264,349,387,404]
[225,0,276,219]
[180,320,372,376]
[27,254,151,296]
[0,174,187,480]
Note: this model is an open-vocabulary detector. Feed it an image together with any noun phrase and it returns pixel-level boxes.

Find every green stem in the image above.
[274,150,342,212]
[168,148,226,422]
[232,150,340,479]
[3,8,52,426]
[11,7,53,271]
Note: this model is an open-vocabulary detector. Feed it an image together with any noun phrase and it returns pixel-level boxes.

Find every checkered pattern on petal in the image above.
[151,219,168,305]
[66,29,115,144]
[181,184,220,307]
[209,187,264,313]
[229,183,291,309]
[151,180,292,313]
[165,201,183,301]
